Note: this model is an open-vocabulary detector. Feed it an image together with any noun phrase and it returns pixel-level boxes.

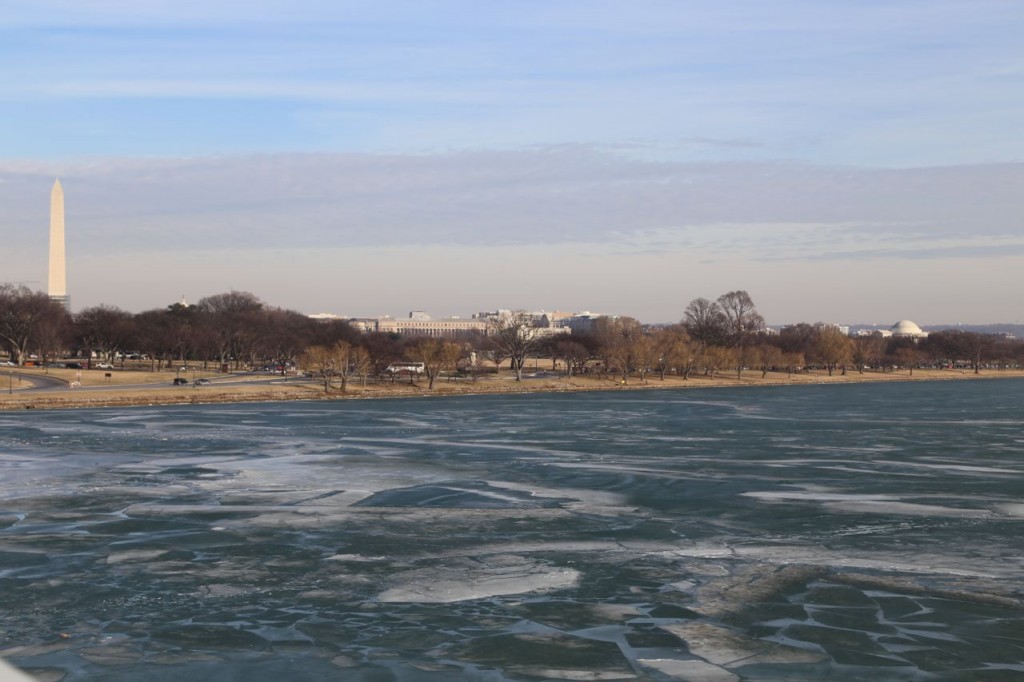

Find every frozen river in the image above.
[1,379,1023,681]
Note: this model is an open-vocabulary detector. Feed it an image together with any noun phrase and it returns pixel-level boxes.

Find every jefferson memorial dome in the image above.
[891,320,928,339]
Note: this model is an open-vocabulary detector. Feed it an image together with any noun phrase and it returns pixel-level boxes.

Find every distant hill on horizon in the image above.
[763,322,1023,338]
[851,323,1023,337]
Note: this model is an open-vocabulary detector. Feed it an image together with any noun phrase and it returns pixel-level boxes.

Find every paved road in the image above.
[5,371,68,391]
[6,370,300,394]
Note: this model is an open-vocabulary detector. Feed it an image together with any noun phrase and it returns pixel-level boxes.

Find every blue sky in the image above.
[1,1,1023,323]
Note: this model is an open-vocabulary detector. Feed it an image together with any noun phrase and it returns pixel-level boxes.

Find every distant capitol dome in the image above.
[891,320,928,338]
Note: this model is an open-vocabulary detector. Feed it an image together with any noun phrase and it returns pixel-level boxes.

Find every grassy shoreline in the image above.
[2,366,1021,411]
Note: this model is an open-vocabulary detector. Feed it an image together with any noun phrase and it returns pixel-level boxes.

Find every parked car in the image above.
[172,377,189,385]
[194,378,212,386]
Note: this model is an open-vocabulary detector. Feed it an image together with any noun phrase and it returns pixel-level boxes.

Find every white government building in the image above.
[854,320,930,340]
[342,310,579,338]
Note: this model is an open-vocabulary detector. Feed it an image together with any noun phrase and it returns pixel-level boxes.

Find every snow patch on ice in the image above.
[995,504,1024,517]
[378,554,579,603]
[745,490,991,518]
[638,658,738,680]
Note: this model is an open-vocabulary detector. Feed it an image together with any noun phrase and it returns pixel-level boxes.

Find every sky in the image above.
[1,1,1022,325]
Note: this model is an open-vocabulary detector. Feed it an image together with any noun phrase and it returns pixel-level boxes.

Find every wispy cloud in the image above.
[3,2,1023,164]
[2,148,1022,257]
[788,243,1024,262]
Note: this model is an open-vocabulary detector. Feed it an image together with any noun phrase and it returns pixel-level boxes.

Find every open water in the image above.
[1,379,1023,681]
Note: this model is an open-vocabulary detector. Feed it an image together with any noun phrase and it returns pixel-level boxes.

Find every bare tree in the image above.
[132,309,180,371]
[924,329,999,374]
[966,333,995,375]
[850,337,870,374]
[683,298,727,348]
[858,336,887,372]
[262,308,315,374]
[0,285,71,365]
[482,342,509,373]
[605,327,635,384]
[35,313,71,367]
[782,351,804,377]
[729,343,756,380]
[895,345,920,376]
[309,318,361,348]
[351,345,373,386]
[756,344,784,378]
[363,332,403,378]
[700,346,733,379]
[676,345,699,380]
[813,327,853,376]
[409,337,461,389]
[74,305,134,366]
[652,326,698,380]
[487,311,542,381]
[334,341,371,392]
[196,291,264,370]
[778,323,816,356]
[551,339,591,377]
[590,317,643,383]
[74,306,108,365]
[300,344,338,392]
[717,290,764,346]
[300,341,367,392]
[631,333,660,383]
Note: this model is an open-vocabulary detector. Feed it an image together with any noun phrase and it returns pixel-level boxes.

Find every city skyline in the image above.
[1,3,1022,324]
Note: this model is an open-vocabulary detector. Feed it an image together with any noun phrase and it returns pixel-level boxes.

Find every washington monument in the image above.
[49,178,69,310]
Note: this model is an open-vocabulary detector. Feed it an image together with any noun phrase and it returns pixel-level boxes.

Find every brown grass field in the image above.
[2,363,1022,411]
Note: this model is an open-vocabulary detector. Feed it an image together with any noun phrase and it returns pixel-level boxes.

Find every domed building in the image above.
[890,320,928,340]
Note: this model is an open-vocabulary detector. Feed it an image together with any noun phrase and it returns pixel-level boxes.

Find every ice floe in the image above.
[378,555,580,603]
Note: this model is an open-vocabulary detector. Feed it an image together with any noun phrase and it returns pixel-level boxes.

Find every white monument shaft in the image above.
[48,179,67,298]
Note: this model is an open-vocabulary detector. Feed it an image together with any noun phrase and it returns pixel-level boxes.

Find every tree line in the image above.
[2,284,1023,390]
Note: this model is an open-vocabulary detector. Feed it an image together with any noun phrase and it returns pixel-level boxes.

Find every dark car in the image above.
[172,377,189,385]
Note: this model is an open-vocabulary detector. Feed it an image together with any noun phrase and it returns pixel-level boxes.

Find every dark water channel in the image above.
[1,379,1023,680]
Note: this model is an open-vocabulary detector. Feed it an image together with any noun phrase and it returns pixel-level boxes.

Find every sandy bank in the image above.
[2,367,1021,411]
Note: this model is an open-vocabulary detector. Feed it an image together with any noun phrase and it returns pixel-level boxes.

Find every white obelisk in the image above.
[49,178,69,310]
